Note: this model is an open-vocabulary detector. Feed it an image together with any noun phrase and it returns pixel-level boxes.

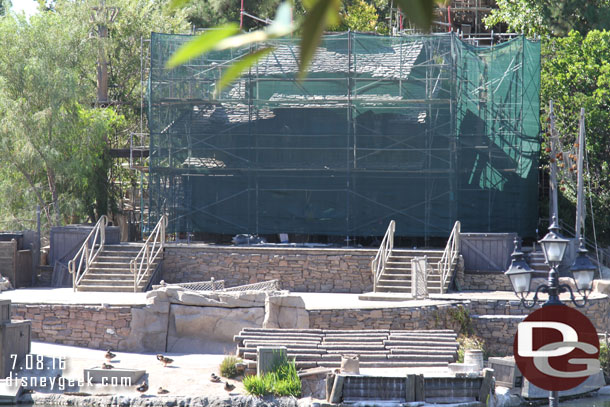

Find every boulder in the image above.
[593,279,610,295]
[264,294,309,329]
[171,304,264,341]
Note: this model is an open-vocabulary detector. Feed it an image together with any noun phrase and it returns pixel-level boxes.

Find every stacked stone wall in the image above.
[162,245,376,293]
[11,304,135,350]
[459,272,513,291]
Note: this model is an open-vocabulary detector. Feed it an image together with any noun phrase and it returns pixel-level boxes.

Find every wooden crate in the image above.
[488,356,522,388]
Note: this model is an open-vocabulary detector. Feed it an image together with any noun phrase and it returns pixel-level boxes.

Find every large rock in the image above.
[167,304,264,353]
[593,279,610,295]
[120,304,169,352]
[264,295,309,329]
[171,304,264,339]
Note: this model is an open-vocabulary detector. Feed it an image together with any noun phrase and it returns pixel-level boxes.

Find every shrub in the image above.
[457,334,486,363]
[220,355,242,378]
[243,358,301,397]
[243,373,273,396]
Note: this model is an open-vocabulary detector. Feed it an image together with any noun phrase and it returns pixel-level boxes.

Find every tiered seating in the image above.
[234,328,458,370]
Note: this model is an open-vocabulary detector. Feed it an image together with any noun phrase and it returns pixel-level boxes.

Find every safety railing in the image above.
[131,215,167,292]
[372,220,395,292]
[437,220,461,294]
[68,215,108,291]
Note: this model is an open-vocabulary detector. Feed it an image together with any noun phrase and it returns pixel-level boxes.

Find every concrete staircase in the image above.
[526,251,548,272]
[235,328,458,371]
[374,249,453,294]
[76,244,159,292]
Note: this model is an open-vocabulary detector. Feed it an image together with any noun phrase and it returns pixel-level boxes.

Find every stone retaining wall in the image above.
[309,303,465,332]
[162,245,376,293]
[310,296,610,357]
[11,304,135,350]
[459,272,513,291]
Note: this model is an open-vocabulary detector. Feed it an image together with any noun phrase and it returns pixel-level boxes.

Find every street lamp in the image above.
[505,216,596,308]
[506,218,598,407]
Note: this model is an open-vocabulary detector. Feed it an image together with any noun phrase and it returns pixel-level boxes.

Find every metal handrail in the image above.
[371,220,395,292]
[437,220,461,294]
[131,215,167,292]
[68,215,108,291]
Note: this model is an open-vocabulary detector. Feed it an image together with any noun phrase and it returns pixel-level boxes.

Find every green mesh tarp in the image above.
[148,32,540,238]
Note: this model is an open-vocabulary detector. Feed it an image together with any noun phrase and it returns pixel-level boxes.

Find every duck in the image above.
[102,363,114,369]
[156,354,174,367]
[136,381,148,394]
[224,381,235,392]
[210,373,221,383]
[105,350,116,361]
[157,387,169,395]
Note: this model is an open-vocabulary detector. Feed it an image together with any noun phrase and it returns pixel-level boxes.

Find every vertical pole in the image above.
[240,0,244,29]
[575,108,585,241]
[549,390,558,407]
[32,205,41,287]
[549,100,559,221]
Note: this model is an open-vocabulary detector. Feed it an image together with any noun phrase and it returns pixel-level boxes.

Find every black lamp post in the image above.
[505,216,596,309]
[505,216,597,407]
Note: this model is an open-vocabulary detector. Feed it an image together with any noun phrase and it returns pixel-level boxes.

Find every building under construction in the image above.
[146,32,540,241]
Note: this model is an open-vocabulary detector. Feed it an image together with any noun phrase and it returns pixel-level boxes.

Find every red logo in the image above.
[513,305,599,391]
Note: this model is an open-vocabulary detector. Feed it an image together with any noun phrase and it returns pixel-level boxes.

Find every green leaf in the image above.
[393,0,437,32]
[298,0,340,81]
[214,47,274,98]
[168,0,191,10]
[165,24,240,69]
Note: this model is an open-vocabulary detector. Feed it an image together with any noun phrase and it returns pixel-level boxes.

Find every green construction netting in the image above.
[147,32,540,239]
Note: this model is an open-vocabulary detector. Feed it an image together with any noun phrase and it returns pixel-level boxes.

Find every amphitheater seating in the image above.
[234,328,458,370]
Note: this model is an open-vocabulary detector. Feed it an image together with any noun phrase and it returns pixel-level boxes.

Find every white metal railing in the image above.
[372,220,396,292]
[68,215,108,291]
[131,215,167,292]
[437,220,461,294]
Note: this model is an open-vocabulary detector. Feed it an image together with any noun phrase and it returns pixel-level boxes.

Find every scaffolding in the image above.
[146,32,540,240]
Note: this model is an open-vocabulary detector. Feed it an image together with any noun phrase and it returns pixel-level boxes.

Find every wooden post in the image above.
[478,368,494,403]
[414,374,425,401]
[575,108,585,240]
[405,374,416,402]
[329,374,345,404]
[549,100,559,222]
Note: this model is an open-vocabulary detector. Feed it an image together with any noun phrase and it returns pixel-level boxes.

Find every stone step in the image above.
[91,260,137,268]
[374,285,411,293]
[384,337,457,344]
[241,341,321,349]
[318,344,386,351]
[385,341,458,347]
[389,333,456,340]
[322,336,386,343]
[316,361,448,368]
[237,335,321,343]
[78,278,147,286]
[233,331,322,341]
[81,273,136,280]
[241,328,325,333]
[76,285,145,292]
[242,352,453,364]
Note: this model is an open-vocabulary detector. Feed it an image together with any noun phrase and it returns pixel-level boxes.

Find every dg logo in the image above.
[514,305,600,391]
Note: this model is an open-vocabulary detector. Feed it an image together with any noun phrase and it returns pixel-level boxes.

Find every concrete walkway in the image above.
[4,287,604,310]
[0,288,147,306]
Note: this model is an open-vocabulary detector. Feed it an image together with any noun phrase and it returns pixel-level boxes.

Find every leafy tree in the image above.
[0,0,189,231]
[484,0,610,36]
[540,30,610,242]
[328,0,385,33]
[0,0,10,16]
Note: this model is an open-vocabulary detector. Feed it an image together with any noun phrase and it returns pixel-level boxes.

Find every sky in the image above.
[10,0,39,17]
